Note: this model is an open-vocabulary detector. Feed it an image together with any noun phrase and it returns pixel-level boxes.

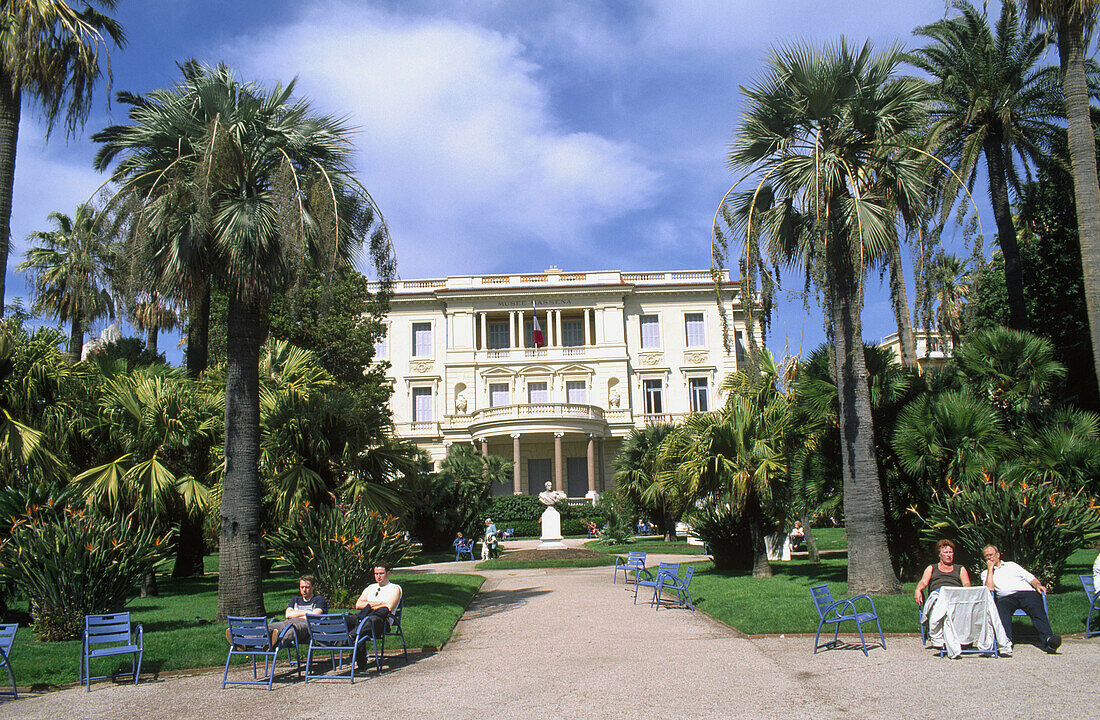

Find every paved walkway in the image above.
[1,547,1097,719]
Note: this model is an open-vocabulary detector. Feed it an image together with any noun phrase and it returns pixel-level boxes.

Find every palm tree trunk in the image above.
[0,72,19,319]
[186,284,211,379]
[146,325,158,355]
[173,511,206,577]
[886,236,917,368]
[983,134,1028,331]
[1057,16,1100,402]
[216,293,266,621]
[801,510,820,563]
[825,228,901,596]
[69,315,84,361]
[747,504,772,578]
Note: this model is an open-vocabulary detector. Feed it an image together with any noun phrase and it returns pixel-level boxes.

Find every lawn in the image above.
[477,556,618,570]
[674,546,1095,637]
[803,527,847,551]
[7,562,483,689]
[584,539,708,555]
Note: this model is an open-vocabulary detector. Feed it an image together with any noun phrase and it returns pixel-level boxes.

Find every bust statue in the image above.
[538,481,567,506]
[455,392,467,414]
[608,388,620,408]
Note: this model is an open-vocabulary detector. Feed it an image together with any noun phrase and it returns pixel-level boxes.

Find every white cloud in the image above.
[220,2,660,278]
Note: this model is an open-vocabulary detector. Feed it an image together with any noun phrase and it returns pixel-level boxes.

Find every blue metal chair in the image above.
[613,551,646,584]
[1003,590,1051,641]
[303,614,372,683]
[0,624,16,698]
[222,616,300,690]
[634,562,679,606]
[810,584,885,656]
[655,565,696,611]
[366,599,408,672]
[1081,575,1099,638]
[81,613,143,692]
[503,528,515,541]
[454,538,475,561]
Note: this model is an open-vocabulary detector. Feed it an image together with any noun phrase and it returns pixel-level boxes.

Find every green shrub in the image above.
[686,501,755,572]
[265,504,412,606]
[487,494,544,521]
[915,472,1100,587]
[0,507,171,641]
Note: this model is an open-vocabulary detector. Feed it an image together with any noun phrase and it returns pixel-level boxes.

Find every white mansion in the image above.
[376,267,754,499]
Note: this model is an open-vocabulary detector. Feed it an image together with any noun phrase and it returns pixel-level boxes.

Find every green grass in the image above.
[584,539,707,555]
[804,527,847,551]
[686,546,1096,636]
[7,562,483,688]
[476,556,618,570]
[400,549,458,566]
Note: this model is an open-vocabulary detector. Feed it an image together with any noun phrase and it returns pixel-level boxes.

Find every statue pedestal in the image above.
[538,506,566,549]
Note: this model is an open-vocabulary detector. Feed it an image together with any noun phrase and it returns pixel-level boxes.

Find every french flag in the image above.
[532,303,545,347]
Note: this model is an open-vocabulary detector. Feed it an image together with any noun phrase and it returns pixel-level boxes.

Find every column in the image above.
[511,433,522,494]
[584,308,592,346]
[597,437,605,491]
[554,431,564,492]
[479,437,488,457]
[479,312,487,350]
[555,310,563,348]
[508,311,516,348]
[586,434,596,496]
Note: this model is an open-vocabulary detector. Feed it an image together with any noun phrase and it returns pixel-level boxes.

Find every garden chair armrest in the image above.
[276,623,298,650]
[847,594,879,614]
[822,598,857,619]
[135,624,143,645]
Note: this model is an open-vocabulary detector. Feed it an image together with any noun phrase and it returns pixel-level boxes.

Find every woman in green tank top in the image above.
[914,539,971,606]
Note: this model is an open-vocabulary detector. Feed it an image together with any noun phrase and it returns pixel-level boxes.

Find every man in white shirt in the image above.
[349,565,403,669]
[981,545,1060,653]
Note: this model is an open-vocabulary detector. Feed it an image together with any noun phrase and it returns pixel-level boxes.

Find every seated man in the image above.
[257,575,328,647]
[981,544,1061,653]
[349,565,403,668]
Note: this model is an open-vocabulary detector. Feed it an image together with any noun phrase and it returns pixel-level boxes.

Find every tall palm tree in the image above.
[0,1,124,315]
[929,253,970,349]
[909,0,1064,331]
[1020,0,1100,400]
[726,40,925,594]
[130,291,177,355]
[19,203,115,357]
[613,423,679,541]
[95,63,392,619]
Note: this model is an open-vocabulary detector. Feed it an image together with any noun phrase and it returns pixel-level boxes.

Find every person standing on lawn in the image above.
[981,544,1061,653]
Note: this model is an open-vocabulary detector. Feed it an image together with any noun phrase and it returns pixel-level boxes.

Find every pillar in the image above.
[554,431,564,492]
[479,437,488,457]
[555,310,563,348]
[584,308,592,346]
[586,433,596,495]
[511,433,522,494]
[479,312,487,350]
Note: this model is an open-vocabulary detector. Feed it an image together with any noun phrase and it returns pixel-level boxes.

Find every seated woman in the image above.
[914,539,970,613]
[788,520,805,550]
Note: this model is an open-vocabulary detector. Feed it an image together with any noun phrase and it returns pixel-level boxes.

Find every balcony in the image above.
[398,421,442,438]
[464,403,608,437]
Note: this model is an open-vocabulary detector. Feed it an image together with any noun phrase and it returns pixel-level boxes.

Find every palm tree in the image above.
[94,63,393,619]
[909,0,1064,331]
[130,291,177,355]
[1020,0,1100,401]
[613,423,679,541]
[0,1,124,315]
[929,253,970,349]
[726,40,924,594]
[19,203,116,357]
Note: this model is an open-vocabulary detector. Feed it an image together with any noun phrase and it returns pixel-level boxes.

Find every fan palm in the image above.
[1020,0,1100,399]
[726,39,926,593]
[929,253,970,349]
[19,203,116,357]
[0,1,124,315]
[94,63,393,619]
[909,0,1066,331]
[613,423,679,541]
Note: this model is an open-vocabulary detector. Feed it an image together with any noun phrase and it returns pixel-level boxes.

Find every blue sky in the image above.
[5,1,998,363]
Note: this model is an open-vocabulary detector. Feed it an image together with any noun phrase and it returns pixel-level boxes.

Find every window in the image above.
[489,383,510,407]
[689,377,709,412]
[487,320,509,349]
[735,332,748,364]
[527,381,548,403]
[684,313,705,347]
[412,322,432,357]
[412,387,432,422]
[566,380,587,404]
[640,314,660,349]
[373,328,388,361]
[643,379,664,415]
[562,318,583,347]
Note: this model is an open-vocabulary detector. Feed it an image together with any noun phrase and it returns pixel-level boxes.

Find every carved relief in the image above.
[638,353,663,366]
[455,392,467,414]
[411,361,433,374]
[684,351,708,365]
[608,388,621,408]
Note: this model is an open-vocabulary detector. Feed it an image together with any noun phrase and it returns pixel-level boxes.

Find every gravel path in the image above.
[0,548,1096,719]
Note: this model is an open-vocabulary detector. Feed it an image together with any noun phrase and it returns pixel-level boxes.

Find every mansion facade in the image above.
[376,267,754,499]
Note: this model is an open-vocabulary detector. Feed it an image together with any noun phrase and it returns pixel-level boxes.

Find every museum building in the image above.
[375,267,755,500]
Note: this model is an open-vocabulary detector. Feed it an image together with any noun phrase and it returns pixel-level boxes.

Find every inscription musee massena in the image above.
[493,299,575,307]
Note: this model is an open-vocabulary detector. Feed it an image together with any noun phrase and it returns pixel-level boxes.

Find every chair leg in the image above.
[813,620,825,654]
[855,620,869,656]
[134,647,142,686]
[222,651,233,690]
[4,659,15,700]
[875,616,886,650]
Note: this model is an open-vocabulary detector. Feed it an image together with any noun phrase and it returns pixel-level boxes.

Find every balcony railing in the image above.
[399,421,441,437]
[469,403,605,423]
